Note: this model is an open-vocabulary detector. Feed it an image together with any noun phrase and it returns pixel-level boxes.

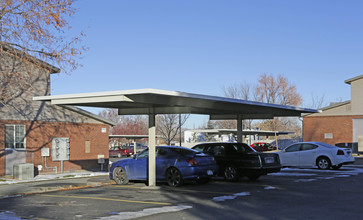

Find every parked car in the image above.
[276,142,355,170]
[109,146,218,187]
[109,145,134,158]
[130,143,148,154]
[251,142,277,152]
[192,142,281,181]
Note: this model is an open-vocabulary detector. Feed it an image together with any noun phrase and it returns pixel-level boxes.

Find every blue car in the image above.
[109,146,218,187]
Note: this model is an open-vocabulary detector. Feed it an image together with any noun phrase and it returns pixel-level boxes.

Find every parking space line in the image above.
[112,185,144,189]
[112,185,270,195]
[111,184,256,195]
[40,194,171,205]
[111,184,233,194]
[161,187,234,195]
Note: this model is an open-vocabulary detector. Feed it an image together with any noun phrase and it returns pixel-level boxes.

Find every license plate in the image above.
[265,157,275,164]
[207,170,213,175]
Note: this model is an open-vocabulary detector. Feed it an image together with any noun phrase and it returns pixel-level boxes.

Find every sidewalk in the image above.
[0,171,113,198]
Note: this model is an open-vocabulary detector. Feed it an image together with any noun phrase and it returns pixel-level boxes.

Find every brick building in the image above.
[303,75,363,152]
[0,44,115,176]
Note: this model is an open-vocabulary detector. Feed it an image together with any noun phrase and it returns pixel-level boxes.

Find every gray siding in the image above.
[0,48,104,124]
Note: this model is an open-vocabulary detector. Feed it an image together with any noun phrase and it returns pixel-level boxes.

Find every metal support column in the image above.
[148,113,156,187]
[133,140,137,155]
[179,114,182,146]
[237,114,243,143]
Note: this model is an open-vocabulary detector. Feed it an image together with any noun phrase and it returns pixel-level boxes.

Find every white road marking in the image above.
[268,172,316,177]
[264,186,276,190]
[213,192,250,202]
[317,177,335,180]
[295,179,316,182]
[271,167,363,182]
[334,175,351,178]
[0,211,23,220]
[0,195,21,200]
[96,205,192,220]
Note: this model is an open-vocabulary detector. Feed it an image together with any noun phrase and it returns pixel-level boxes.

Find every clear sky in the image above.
[50,0,363,128]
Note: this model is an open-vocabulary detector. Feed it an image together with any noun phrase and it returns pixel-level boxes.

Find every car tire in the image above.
[247,175,261,181]
[224,165,239,182]
[317,157,331,170]
[332,164,342,170]
[113,167,129,185]
[166,167,184,187]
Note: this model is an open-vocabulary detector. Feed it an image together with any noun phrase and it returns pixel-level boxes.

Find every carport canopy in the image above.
[34,88,318,186]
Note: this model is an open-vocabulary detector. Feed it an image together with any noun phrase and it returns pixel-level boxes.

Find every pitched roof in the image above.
[345,75,363,85]
[60,105,116,126]
[303,100,350,117]
[0,42,60,74]
[319,100,351,111]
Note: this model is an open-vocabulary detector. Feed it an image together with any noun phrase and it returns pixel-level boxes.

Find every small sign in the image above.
[41,148,50,157]
[324,133,333,139]
[101,128,107,133]
[98,154,105,163]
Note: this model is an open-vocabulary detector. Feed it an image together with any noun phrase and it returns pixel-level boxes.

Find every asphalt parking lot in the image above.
[1,166,363,220]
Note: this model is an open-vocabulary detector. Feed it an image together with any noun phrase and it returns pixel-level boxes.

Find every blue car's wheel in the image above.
[113,167,129,185]
[166,167,183,187]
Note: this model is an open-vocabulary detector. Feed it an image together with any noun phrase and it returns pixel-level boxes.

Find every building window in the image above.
[5,124,26,149]
[85,140,91,153]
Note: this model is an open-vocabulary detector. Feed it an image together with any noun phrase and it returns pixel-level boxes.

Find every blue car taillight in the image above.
[186,158,198,165]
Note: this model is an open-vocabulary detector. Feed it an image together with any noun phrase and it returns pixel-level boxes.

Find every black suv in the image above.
[192,142,281,181]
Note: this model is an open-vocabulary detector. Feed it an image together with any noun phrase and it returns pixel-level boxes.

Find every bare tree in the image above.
[98,108,148,136]
[255,74,302,106]
[309,92,327,109]
[222,74,303,133]
[98,108,120,124]
[207,119,236,130]
[223,81,251,100]
[99,108,148,146]
[0,0,85,106]
[255,74,303,132]
[157,114,189,145]
[222,81,254,130]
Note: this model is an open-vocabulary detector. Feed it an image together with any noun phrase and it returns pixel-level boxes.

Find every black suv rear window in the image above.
[230,143,254,153]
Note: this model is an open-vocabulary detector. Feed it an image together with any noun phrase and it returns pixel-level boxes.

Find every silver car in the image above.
[277,142,355,170]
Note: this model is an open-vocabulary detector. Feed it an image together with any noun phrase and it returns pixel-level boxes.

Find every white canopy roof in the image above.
[34,88,318,119]
[34,88,318,187]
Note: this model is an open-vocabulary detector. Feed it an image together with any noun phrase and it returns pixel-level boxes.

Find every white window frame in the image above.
[5,124,26,149]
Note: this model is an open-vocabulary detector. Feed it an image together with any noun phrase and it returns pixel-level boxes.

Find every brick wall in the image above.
[303,115,363,145]
[0,120,110,176]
